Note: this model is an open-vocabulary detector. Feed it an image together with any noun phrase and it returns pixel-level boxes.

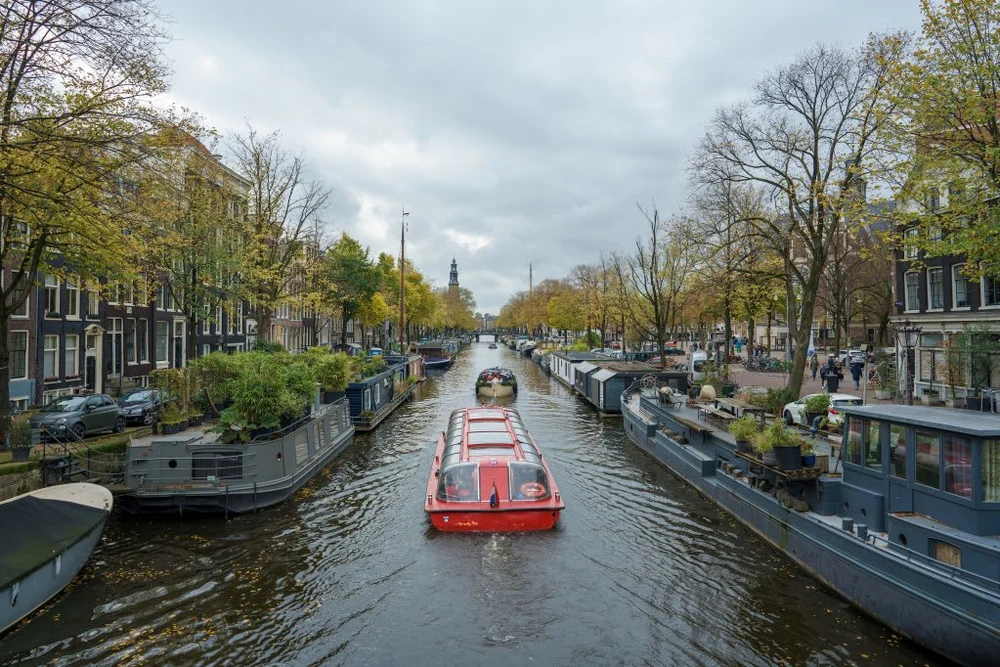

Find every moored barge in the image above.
[621,384,1000,666]
[424,407,564,531]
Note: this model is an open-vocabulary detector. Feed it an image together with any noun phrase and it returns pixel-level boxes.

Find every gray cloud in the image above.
[160,0,920,314]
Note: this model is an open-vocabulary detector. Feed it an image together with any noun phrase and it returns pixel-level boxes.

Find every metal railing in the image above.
[865,532,1000,595]
[130,452,261,491]
[39,426,127,486]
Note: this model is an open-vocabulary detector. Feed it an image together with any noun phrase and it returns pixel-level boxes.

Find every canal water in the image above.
[1,343,944,666]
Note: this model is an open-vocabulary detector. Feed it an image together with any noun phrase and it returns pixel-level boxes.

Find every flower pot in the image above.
[874,389,893,400]
[774,445,802,470]
[11,447,30,462]
[177,419,189,432]
[801,454,817,467]
[736,439,754,454]
[761,450,777,466]
[162,422,180,435]
[921,392,941,406]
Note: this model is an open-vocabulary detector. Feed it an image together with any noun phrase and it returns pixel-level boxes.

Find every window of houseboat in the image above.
[943,434,973,499]
[915,429,940,489]
[846,418,863,466]
[890,423,906,479]
[865,419,883,471]
[982,439,1000,502]
[437,463,478,502]
[509,462,550,500]
[931,539,962,568]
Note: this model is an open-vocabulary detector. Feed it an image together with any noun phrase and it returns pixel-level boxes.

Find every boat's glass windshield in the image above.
[437,463,478,502]
[509,462,550,500]
[473,409,506,420]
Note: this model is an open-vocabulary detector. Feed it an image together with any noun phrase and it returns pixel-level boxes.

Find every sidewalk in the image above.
[730,365,894,404]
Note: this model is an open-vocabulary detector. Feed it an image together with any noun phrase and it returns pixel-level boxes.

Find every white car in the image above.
[782,392,865,428]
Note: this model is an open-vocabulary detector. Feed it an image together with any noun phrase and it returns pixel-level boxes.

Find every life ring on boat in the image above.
[519,482,546,499]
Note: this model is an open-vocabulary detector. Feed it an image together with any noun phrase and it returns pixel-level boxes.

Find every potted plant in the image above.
[802,393,831,427]
[874,359,896,400]
[754,430,777,466]
[9,418,33,462]
[728,416,758,454]
[921,387,941,406]
[159,403,186,435]
[801,440,817,468]
[755,420,802,470]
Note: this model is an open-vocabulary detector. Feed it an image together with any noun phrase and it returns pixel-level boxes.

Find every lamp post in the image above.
[896,319,922,406]
[398,208,409,353]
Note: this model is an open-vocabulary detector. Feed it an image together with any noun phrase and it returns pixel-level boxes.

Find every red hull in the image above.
[428,508,561,532]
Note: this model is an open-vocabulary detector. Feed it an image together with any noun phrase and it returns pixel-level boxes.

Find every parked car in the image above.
[118,388,164,425]
[662,347,687,356]
[28,394,125,441]
[782,392,864,428]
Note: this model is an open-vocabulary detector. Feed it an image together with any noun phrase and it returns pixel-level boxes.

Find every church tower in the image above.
[448,257,459,294]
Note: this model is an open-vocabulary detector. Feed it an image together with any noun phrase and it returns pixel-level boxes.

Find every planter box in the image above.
[161,422,180,435]
[874,389,894,400]
[965,397,988,411]
[774,445,802,470]
[921,393,942,406]
[11,447,30,462]
[736,439,754,454]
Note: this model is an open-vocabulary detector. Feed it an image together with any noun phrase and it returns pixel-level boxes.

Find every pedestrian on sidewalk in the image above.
[810,354,819,380]
[850,359,863,390]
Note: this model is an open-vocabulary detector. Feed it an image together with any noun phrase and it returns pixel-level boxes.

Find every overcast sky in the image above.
[161,1,921,316]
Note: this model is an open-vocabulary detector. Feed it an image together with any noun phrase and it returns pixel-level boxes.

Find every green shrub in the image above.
[803,393,831,414]
[728,416,759,442]
[253,340,286,353]
[764,387,798,415]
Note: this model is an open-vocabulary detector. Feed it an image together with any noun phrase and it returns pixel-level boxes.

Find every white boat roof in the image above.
[592,368,616,382]
[575,362,599,374]
[23,483,113,512]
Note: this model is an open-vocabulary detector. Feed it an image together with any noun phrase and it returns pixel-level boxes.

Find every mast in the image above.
[528,261,533,337]
[399,207,409,351]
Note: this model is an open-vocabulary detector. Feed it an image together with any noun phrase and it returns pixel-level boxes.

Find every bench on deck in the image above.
[671,414,713,443]
[699,407,737,429]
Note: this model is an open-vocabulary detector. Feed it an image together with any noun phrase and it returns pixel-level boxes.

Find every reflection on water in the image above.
[1,343,943,666]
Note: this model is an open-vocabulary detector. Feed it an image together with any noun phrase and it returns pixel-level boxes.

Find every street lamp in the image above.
[895,319,922,406]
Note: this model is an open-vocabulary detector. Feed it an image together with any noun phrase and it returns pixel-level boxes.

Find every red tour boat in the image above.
[424,406,564,531]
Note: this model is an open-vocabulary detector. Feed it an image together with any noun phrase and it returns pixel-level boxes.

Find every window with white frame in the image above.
[65,277,80,319]
[905,272,921,311]
[43,334,59,378]
[126,318,137,363]
[9,331,27,379]
[928,267,944,309]
[984,276,1000,307]
[123,281,134,305]
[44,274,59,314]
[138,319,148,362]
[156,320,169,362]
[905,228,919,259]
[64,335,79,376]
[953,265,970,308]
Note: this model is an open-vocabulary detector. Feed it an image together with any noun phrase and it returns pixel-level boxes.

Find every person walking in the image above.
[810,354,819,381]
[850,359,863,390]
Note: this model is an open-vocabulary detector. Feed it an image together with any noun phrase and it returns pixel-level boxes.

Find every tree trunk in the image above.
[0,310,11,443]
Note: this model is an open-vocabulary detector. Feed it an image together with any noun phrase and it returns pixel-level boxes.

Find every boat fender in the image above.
[519,482,546,499]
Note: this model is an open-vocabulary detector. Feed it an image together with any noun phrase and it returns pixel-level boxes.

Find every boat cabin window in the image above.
[442,443,462,468]
[437,463,479,502]
[890,423,906,479]
[468,432,514,446]
[865,419,882,471]
[943,434,972,499]
[474,409,506,420]
[509,462,550,500]
[845,418,862,466]
[984,439,1000,502]
[915,429,940,489]
[192,452,243,480]
[468,446,516,457]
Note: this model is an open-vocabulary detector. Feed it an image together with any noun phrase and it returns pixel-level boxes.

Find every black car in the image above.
[662,347,687,356]
[118,389,163,425]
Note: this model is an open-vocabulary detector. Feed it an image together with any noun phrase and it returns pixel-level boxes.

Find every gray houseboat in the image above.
[120,399,354,515]
[621,387,999,666]
[575,363,688,415]
[346,356,416,432]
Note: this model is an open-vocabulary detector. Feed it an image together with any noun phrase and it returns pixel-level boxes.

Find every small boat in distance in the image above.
[476,367,517,397]
[1,483,113,634]
[425,407,564,531]
[488,342,497,349]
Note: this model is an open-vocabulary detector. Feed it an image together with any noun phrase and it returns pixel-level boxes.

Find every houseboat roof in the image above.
[840,404,1000,437]
[551,351,611,361]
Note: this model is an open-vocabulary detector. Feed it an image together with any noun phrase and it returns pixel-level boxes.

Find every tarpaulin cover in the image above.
[0,496,107,589]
